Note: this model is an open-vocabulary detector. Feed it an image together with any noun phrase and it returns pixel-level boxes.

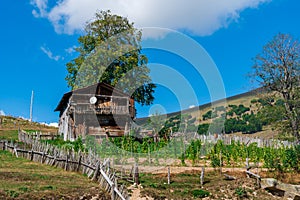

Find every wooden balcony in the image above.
[70,94,135,118]
[73,104,130,115]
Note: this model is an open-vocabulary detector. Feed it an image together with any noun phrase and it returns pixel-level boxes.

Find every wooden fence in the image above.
[173,132,296,148]
[1,131,130,200]
[18,129,60,141]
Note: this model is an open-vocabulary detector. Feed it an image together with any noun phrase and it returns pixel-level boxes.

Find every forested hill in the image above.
[136,88,263,125]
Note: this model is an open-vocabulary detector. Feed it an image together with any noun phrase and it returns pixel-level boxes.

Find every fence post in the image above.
[134,162,139,185]
[76,153,82,172]
[246,157,250,178]
[30,150,34,161]
[167,166,170,185]
[18,128,20,141]
[52,153,57,166]
[92,161,100,181]
[14,145,18,158]
[200,166,205,186]
[246,158,249,170]
[65,154,69,171]
[148,145,151,164]
[111,183,115,200]
[219,151,222,175]
[41,151,45,164]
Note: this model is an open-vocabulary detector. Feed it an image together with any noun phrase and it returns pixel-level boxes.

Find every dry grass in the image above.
[0,115,57,133]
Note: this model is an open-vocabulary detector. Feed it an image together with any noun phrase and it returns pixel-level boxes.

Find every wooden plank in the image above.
[246,171,261,179]
[224,174,236,180]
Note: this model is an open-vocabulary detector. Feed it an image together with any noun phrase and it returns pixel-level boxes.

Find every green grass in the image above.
[0,150,109,199]
[0,130,18,141]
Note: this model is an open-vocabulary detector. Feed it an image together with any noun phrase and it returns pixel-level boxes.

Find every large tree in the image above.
[66,10,155,105]
[252,33,300,140]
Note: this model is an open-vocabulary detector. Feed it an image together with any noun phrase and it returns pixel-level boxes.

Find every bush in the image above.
[192,189,210,198]
[235,187,247,198]
[210,155,221,168]
[197,124,209,134]
[202,110,217,120]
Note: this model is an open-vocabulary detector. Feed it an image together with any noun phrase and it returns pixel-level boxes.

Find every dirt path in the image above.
[129,185,154,200]
[115,164,258,174]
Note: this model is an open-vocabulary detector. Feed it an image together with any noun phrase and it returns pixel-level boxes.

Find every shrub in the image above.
[235,187,247,198]
[192,189,210,198]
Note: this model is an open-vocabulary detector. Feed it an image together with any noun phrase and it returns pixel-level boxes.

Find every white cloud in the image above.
[30,0,270,36]
[0,110,5,116]
[40,46,63,61]
[18,116,30,121]
[30,0,48,18]
[65,45,77,54]
[48,122,59,127]
[48,122,58,127]
[189,105,196,109]
[40,122,59,127]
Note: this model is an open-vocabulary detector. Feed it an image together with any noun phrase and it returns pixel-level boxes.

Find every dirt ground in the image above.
[127,166,300,200]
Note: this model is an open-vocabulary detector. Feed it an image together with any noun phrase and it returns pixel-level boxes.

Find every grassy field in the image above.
[0,130,18,141]
[0,128,109,199]
[0,150,109,199]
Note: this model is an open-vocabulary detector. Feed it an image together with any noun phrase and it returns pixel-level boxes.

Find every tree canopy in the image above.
[252,33,300,140]
[66,10,155,105]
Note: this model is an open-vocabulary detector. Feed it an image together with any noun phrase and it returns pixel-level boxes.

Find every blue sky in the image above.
[0,0,300,123]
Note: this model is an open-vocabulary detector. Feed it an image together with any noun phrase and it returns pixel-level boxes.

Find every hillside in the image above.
[135,88,284,140]
[136,89,260,124]
[0,115,57,132]
[0,115,58,142]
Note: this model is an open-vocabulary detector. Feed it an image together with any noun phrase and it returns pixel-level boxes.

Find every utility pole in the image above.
[29,90,34,122]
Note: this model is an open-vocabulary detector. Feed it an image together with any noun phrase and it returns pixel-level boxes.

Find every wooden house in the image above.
[55,83,135,141]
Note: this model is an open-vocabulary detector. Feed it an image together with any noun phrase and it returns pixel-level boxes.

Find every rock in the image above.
[79,195,86,200]
[261,178,300,199]
[91,194,99,200]
[261,178,278,189]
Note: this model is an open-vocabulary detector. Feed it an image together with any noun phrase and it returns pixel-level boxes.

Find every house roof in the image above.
[54,82,131,112]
